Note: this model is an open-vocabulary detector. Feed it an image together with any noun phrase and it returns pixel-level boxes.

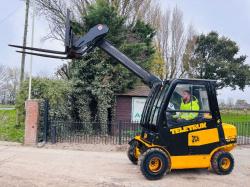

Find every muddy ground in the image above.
[0,142,249,187]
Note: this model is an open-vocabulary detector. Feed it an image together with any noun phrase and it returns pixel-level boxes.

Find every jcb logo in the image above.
[192,136,199,143]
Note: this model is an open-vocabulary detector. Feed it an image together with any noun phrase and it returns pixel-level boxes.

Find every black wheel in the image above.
[127,140,139,164]
[139,148,170,180]
[211,151,234,175]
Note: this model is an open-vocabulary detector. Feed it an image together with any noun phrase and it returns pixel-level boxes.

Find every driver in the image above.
[175,90,200,121]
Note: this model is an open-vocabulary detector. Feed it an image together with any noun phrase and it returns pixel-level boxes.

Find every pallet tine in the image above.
[16,50,69,59]
[9,44,66,55]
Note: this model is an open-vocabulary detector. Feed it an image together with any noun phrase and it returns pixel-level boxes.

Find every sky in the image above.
[0,0,65,77]
[0,0,249,104]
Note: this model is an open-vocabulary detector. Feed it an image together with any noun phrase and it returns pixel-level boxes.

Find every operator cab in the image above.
[141,78,218,129]
[139,79,225,155]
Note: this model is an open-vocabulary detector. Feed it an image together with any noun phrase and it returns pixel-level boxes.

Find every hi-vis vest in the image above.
[179,98,200,120]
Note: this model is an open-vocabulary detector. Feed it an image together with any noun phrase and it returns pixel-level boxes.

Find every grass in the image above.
[221,110,250,123]
[221,110,250,137]
[0,109,24,142]
[0,104,15,108]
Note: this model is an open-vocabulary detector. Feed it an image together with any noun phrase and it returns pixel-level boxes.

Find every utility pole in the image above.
[20,0,30,83]
[16,0,30,126]
[28,10,35,100]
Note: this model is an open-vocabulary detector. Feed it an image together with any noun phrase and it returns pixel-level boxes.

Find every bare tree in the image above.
[0,66,21,104]
[6,68,20,104]
[0,65,8,91]
[104,0,153,26]
[32,0,153,41]
[145,5,196,79]
[32,0,69,41]
[182,24,197,77]
[169,6,185,78]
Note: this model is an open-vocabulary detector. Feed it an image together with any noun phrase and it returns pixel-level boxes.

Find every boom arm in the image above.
[98,40,161,87]
[9,9,162,87]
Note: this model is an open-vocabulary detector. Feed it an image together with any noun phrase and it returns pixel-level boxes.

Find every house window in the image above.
[131,97,146,122]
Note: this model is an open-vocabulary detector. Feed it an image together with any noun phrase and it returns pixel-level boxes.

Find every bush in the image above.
[16,78,71,125]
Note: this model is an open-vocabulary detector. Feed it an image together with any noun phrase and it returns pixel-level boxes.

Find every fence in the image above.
[45,121,141,145]
[37,100,250,145]
[38,119,250,145]
[228,122,250,145]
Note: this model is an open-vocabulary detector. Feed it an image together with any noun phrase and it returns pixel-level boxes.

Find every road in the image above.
[0,143,249,187]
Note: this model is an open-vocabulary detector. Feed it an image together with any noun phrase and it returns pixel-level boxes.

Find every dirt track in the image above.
[0,142,249,187]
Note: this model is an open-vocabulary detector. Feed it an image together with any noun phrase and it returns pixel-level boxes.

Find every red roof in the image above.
[117,85,150,97]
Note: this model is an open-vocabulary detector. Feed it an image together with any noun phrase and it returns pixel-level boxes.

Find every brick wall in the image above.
[24,100,40,145]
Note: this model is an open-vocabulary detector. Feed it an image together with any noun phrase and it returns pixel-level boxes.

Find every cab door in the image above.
[164,82,217,156]
[186,83,220,155]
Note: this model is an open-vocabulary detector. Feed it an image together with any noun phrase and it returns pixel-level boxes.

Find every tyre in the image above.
[127,140,139,164]
[139,148,170,180]
[211,150,234,175]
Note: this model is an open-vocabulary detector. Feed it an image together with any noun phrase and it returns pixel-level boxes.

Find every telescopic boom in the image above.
[9,10,162,87]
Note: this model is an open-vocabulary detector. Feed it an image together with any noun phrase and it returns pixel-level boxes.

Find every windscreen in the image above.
[140,84,161,125]
[140,82,169,127]
[148,84,169,125]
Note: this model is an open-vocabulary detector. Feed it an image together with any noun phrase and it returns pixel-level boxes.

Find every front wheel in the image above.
[139,148,170,180]
[127,140,139,164]
[211,151,234,175]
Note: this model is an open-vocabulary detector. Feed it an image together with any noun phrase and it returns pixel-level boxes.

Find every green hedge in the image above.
[16,78,71,125]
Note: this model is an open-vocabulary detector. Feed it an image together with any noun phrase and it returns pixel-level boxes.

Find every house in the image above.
[114,85,150,122]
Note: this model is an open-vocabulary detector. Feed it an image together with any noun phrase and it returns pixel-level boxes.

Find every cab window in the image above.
[166,84,211,127]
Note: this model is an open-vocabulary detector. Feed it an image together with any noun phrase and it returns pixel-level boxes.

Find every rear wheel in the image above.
[211,151,234,175]
[139,148,170,180]
[127,140,139,164]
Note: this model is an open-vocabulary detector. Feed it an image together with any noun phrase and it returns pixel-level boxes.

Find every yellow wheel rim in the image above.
[134,147,140,159]
[220,158,231,170]
[149,157,162,173]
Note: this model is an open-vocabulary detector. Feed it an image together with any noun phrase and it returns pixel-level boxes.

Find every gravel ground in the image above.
[0,142,249,187]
